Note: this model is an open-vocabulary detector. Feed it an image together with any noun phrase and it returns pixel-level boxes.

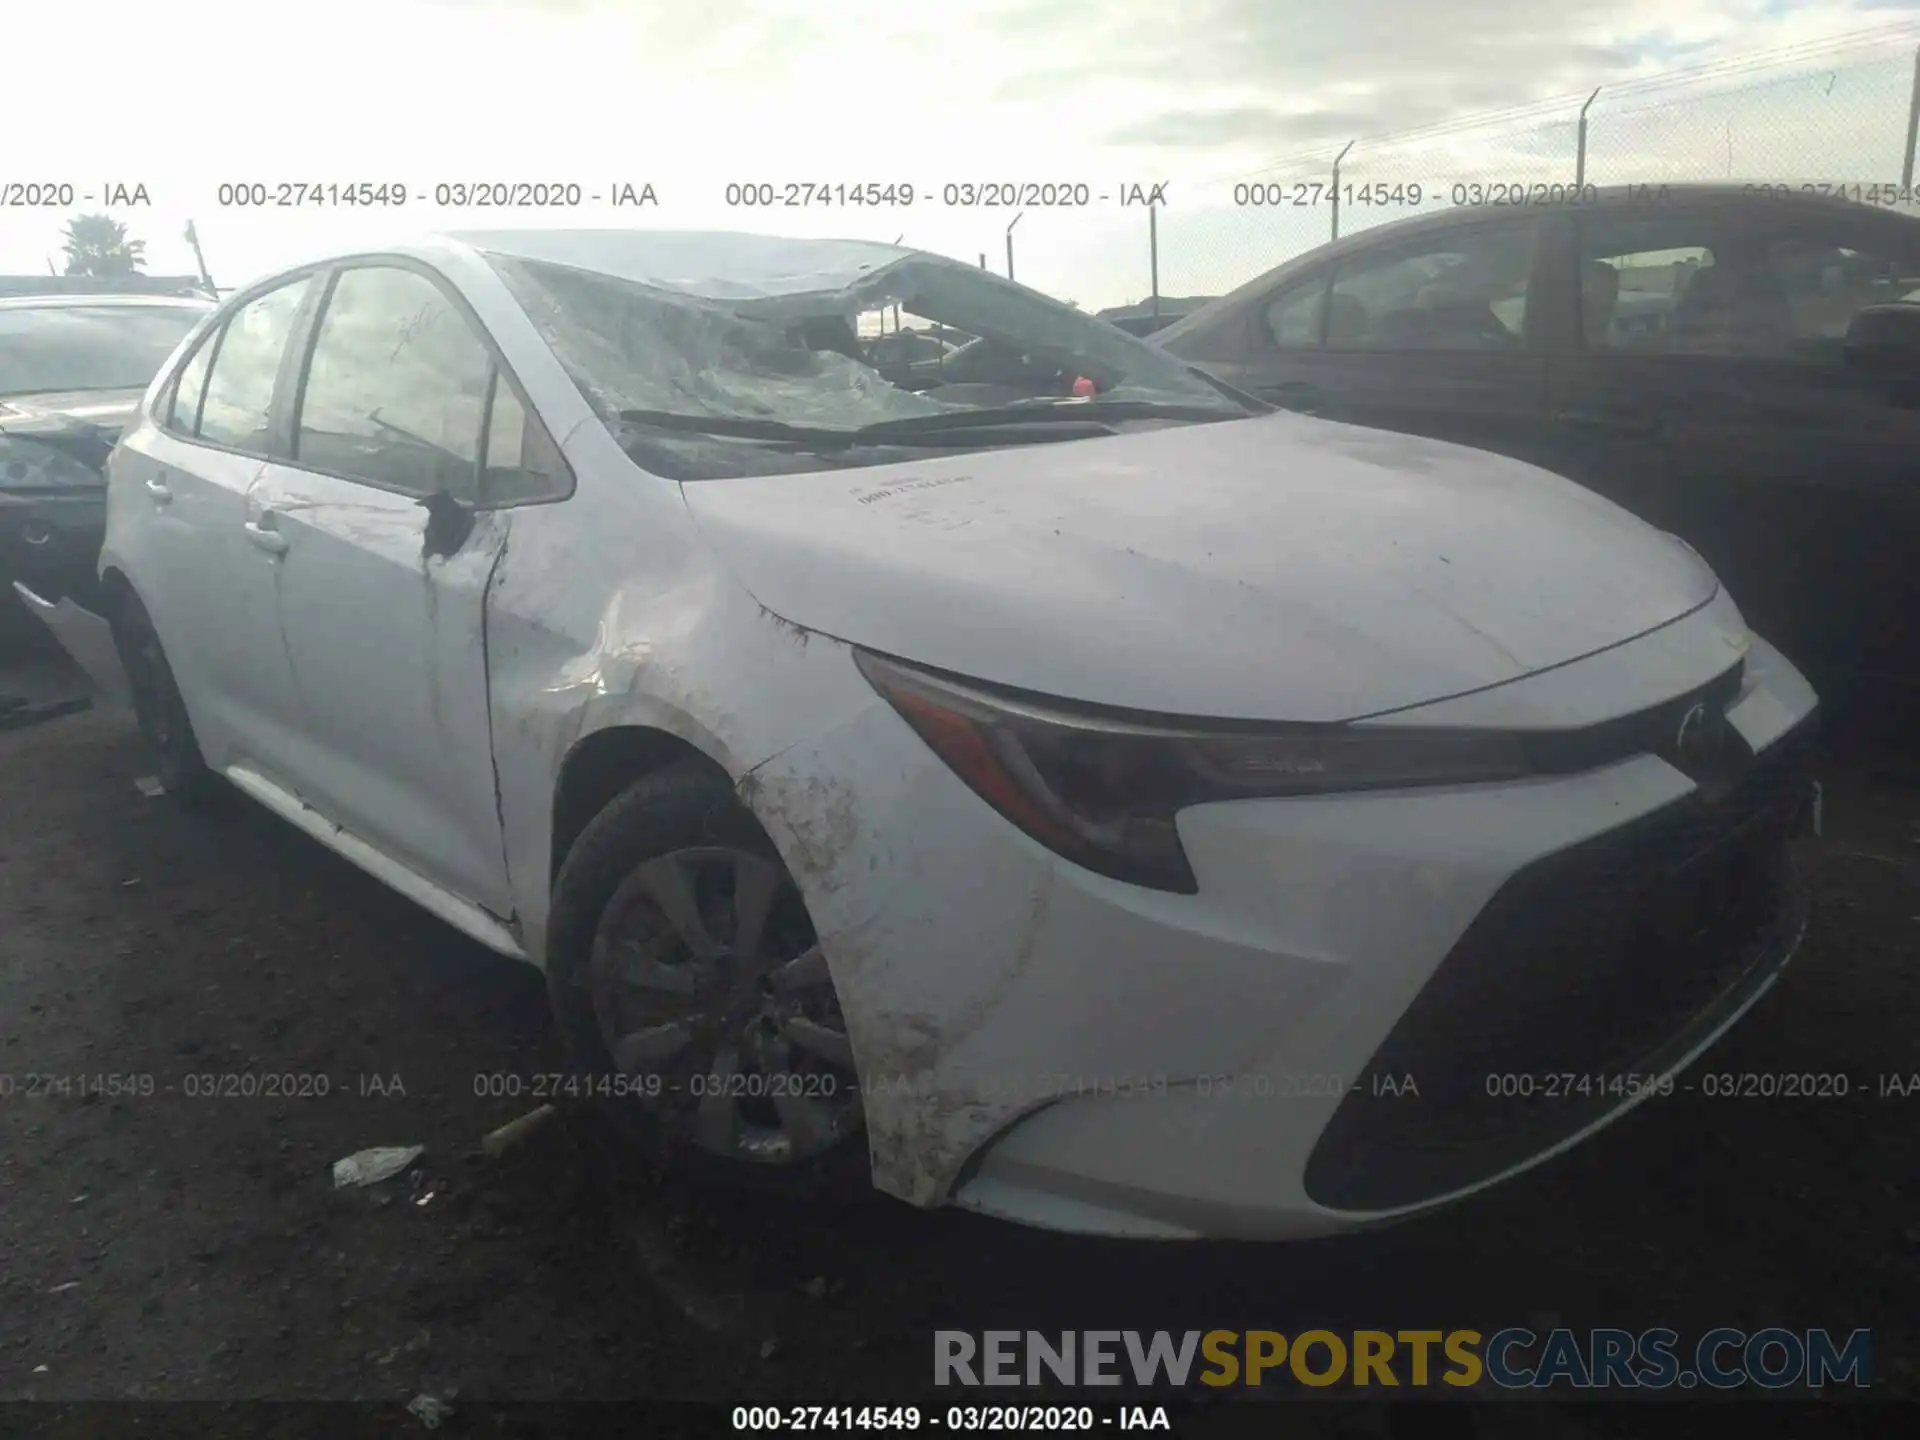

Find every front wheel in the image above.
[545,763,868,1197]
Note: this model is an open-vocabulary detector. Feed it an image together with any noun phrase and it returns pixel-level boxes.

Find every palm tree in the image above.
[60,215,147,278]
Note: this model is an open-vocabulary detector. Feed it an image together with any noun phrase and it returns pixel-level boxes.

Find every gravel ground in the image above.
[1,681,1915,1434]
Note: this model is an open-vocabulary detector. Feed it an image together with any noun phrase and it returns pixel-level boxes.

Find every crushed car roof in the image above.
[440,230,922,301]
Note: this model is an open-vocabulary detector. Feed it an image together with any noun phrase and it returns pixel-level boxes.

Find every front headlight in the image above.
[855,650,1533,893]
[0,435,105,493]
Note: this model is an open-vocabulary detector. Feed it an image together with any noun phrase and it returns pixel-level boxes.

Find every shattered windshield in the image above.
[481,249,1254,478]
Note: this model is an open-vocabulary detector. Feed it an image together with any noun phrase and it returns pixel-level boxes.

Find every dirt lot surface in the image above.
[1,678,1916,1435]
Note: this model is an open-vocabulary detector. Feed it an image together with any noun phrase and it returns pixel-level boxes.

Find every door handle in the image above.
[144,477,172,504]
[243,520,288,555]
[1555,409,1662,437]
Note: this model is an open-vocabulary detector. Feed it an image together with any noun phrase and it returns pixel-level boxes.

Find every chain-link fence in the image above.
[1130,33,1920,312]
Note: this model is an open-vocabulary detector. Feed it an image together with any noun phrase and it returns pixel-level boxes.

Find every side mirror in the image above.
[1841,303,1920,375]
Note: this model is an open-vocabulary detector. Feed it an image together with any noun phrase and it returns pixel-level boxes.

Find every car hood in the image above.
[680,412,1722,722]
[0,386,145,434]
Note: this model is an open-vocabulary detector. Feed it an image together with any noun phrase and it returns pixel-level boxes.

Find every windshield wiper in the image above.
[616,409,879,446]
[613,397,1247,451]
[1182,365,1273,412]
[857,398,1253,434]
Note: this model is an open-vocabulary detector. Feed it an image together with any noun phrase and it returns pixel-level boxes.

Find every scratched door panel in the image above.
[252,460,514,915]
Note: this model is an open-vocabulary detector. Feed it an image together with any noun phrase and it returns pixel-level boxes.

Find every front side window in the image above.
[294,265,494,498]
[198,277,313,451]
[1584,211,1920,361]
[1325,224,1536,352]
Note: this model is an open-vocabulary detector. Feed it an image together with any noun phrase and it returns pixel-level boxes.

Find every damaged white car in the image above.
[20,230,1821,1240]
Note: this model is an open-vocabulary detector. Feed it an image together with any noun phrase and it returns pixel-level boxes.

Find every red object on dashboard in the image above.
[1071,376,1096,397]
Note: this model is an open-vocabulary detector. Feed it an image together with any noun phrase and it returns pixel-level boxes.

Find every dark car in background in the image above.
[1,294,213,639]
[1096,296,1216,337]
[1157,185,1920,732]
[865,326,967,388]
[0,275,213,301]
[866,328,960,366]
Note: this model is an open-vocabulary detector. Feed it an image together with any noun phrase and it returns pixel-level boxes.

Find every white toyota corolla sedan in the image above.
[18,230,1819,1240]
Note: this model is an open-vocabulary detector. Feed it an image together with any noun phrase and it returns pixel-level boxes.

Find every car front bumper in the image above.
[0,488,106,605]
[731,603,1822,1240]
[954,724,1811,1239]
[9,578,132,710]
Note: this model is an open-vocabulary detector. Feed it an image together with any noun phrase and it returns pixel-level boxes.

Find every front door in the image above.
[252,262,514,915]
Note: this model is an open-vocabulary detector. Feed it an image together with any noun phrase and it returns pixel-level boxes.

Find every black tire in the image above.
[111,592,223,808]
[545,762,870,1199]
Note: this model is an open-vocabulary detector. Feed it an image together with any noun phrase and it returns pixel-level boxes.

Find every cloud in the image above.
[985,0,1920,163]
[2,0,1915,310]
[1108,108,1384,151]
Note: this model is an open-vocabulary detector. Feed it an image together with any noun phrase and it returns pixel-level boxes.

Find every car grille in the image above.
[1516,658,1745,777]
[1302,717,1816,1213]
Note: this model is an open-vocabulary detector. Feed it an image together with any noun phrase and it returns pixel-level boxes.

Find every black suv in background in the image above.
[1158,185,1920,737]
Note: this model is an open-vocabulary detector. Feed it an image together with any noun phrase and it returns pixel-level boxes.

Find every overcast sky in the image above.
[4,0,1919,308]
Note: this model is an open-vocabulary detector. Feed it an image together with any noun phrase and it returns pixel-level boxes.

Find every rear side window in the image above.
[198,277,313,451]
[166,332,217,436]
[479,373,570,506]
[294,265,493,499]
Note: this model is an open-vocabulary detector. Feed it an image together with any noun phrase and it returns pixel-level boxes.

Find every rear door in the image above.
[110,273,317,778]
[1545,201,1920,696]
[248,260,562,915]
[1176,214,1560,469]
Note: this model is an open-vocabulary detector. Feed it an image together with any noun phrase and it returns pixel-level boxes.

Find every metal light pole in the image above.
[1149,204,1160,320]
[1575,87,1602,188]
[184,220,217,296]
[1005,211,1023,281]
[1330,140,1354,241]
[1903,44,1920,191]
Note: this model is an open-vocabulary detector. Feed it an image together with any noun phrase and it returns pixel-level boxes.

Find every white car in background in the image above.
[20,230,1819,1239]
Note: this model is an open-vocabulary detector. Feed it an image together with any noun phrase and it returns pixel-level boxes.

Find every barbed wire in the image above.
[1193,23,1920,189]
[874,29,1920,311]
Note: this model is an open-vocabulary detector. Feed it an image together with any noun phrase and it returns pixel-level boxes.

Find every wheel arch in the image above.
[96,564,138,620]
[548,722,736,881]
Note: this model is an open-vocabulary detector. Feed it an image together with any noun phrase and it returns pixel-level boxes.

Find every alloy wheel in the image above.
[584,846,863,1166]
